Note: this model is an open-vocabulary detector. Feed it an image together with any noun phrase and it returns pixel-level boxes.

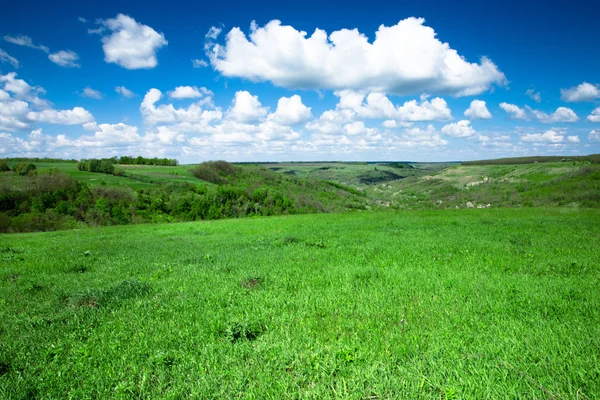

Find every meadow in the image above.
[1,208,599,398]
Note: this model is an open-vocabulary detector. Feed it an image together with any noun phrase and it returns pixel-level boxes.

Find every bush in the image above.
[190,161,240,184]
[77,159,115,174]
[14,162,37,176]
[0,159,10,172]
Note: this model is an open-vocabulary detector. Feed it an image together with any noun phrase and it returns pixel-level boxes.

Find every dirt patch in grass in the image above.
[241,277,263,289]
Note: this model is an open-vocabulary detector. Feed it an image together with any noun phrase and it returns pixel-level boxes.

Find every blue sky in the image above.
[1,0,599,163]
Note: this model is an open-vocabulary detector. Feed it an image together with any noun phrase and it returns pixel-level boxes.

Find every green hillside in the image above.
[1,209,599,398]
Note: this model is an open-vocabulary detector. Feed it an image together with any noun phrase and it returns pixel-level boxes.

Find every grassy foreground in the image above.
[1,209,599,398]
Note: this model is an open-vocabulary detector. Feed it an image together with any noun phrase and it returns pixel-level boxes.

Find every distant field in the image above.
[1,209,599,398]
[1,162,201,190]
[258,162,455,187]
[462,154,600,165]
[361,161,600,209]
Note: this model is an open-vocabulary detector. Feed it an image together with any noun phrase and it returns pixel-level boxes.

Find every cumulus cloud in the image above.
[334,90,452,121]
[499,102,528,120]
[115,86,135,98]
[343,121,372,136]
[3,35,49,52]
[335,90,396,119]
[589,129,600,142]
[27,107,94,125]
[464,99,491,120]
[587,107,600,123]
[0,72,51,130]
[207,18,506,96]
[98,14,168,69]
[525,88,541,103]
[0,97,30,131]
[305,109,354,135]
[520,129,568,143]
[140,88,221,125]
[48,50,80,67]
[560,82,600,102]
[397,97,452,121]
[441,120,476,137]
[382,120,398,128]
[268,95,311,125]
[82,87,102,99]
[168,86,212,99]
[227,91,269,123]
[0,49,19,68]
[399,125,448,148]
[529,106,578,123]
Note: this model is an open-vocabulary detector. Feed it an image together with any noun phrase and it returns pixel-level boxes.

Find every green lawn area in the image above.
[1,208,599,398]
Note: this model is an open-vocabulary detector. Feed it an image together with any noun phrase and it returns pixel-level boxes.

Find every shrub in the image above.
[77,158,115,174]
[190,161,240,184]
[0,159,10,172]
[14,162,37,176]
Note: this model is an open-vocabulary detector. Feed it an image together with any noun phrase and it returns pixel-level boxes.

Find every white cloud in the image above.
[86,123,141,145]
[334,90,452,121]
[140,88,221,125]
[88,27,105,35]
[48,50,80,67]
[464,99,491,120]
[227,91,268,123]
[115,86,135,98]
[207,18,506,96]
[0,72,52,130]
[0,97,30,131]
[344,121,369,136]
[567,135,580,143]
[589,130,600,143]
[206,26,222,40]
[98,14,168,69]
[50,124,143,150]
[399,125,448,148]
[27,107,94,125]
[82,87,102,99]
[192,59,208,68]
[335,90,397,119]
[441,120,476,137]
[0,89,10,101]
[168,86,212,99]
[78,17,88,23]
[0,72,46,105]
[268,95,311,125]
[0,49,19,68]
[499,102,528,120]
[305,109,354,135]
[525,88,541,103]
[520,129,566,143]
[587,107,600,123]
[530,106,578,123]
[397,97,452,121]
[560,82,600,102]
[382,120,398,128]
[3,35,49,52]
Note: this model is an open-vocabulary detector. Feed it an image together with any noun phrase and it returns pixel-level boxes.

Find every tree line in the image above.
[0,162,368,233]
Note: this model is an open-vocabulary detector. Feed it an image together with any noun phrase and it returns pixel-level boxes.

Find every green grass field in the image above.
[2,208,599,398]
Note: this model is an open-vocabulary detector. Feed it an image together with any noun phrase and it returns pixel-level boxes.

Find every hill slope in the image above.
[1,209,599,398]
